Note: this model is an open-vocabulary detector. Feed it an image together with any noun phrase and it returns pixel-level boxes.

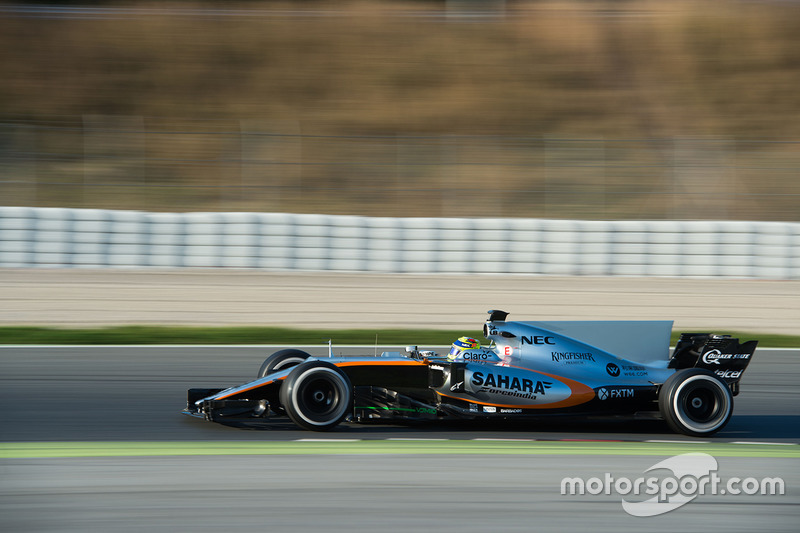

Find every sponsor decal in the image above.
[461,350,495,361]
[500,408,523,414]
[606,363,621,377]
[552,352,595,364]
[597,387,634,400]
[702,349,752,365]
[450,381,464,391]
[714,369,742,379]
[483,406,496,413]
[469,403,478,413]
[471,371,552,399]
[521,335,556,346]
[430,364,445,371]
[620,364,648,377]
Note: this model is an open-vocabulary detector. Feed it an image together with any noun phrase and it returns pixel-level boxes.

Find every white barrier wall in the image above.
[1,207,798,278]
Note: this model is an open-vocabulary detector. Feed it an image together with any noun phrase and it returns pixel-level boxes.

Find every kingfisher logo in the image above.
[552,352,595,363]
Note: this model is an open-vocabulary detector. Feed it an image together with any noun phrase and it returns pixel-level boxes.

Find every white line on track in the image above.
[730,441,797,446]
[295,438,362,442]
[472,438,536,442]
[386,438,449,441]
[291,438,800,445]
[1,345,796,350]
[645,439,711,444]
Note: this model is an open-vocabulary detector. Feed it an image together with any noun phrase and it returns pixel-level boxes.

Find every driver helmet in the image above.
[448,336,480,361]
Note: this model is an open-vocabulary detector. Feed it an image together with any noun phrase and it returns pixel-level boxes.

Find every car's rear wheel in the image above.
[279,361,352,431]
[658,368,733,437]
[257,349,311,378]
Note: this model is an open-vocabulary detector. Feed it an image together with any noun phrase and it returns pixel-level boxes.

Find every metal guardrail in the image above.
[1,207,797,278]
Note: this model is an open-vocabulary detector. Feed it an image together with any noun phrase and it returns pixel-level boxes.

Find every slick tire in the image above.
[658,368,733,437]
[257,349,312,378]
[279,361,352,432]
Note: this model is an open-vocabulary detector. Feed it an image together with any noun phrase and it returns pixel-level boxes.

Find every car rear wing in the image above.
[669,333,757,387]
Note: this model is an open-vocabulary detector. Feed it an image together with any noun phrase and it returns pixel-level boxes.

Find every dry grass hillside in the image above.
[1,1,798,219]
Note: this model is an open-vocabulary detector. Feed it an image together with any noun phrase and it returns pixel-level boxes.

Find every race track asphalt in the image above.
[3,454,797,532]
[2,347,798,531]
[1,346,798,443]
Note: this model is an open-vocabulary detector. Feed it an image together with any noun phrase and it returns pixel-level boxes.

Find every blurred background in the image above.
[1,0,798,220]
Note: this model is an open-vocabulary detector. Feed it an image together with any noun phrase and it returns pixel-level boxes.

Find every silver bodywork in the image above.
[436,319,675,410]
[186,310,756,434]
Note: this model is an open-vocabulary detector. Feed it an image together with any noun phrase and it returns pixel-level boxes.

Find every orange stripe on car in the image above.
[437,366,595,409]
[214,360,424,400]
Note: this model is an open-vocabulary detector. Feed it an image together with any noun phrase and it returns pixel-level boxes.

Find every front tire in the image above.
[257,349,311,378]
[279,361,352,431]
[659,368,733,437]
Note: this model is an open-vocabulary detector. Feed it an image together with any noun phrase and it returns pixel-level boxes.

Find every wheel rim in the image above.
[298,377,341,418]
[673,375,731,433]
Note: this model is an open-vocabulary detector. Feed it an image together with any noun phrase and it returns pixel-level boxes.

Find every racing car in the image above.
[184,310,757,436]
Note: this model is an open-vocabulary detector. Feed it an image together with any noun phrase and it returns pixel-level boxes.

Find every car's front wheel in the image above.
[279,361,352,431]
[257,349,311,378]
[658,368,733,437]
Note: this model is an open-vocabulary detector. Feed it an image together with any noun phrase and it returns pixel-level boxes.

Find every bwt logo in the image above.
[520,336,555,346]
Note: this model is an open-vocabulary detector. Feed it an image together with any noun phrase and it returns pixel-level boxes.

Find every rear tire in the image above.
[279,361,352,431]
[257,349,311,378]
[659,368,733,437]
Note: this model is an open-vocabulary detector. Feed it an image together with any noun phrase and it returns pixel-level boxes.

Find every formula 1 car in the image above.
[184,310,757,436]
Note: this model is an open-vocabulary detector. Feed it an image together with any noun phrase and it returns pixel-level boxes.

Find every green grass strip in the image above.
[1,440,797,459]
[0,326,467,346]
[0,326,796,347]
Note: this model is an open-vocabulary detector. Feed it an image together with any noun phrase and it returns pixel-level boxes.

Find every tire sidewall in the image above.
[659,369,733,437]
[279,361,352,431]
[257,349,311,378]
